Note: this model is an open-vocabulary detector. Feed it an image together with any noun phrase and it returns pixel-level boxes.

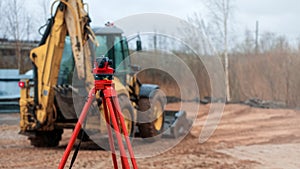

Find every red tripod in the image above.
[58,57,138,169]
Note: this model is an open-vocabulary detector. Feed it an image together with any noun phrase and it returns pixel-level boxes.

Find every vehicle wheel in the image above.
[117,95,134,137]
[138,90,165,142]
[29,129,63,147]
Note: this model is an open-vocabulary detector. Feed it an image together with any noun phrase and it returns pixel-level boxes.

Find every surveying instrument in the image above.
[58,57,138,169]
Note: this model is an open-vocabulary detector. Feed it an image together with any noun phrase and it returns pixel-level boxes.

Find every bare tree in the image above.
[180,12,222,57]
[3,0,34,73]
[297,37,300,52]
[185,13,212,56]
[259,31,276,52]
[5,0,22,73]
[0,0,5,38]
[259,31,291,53]
[275,36,290,52]
[25,15,33,41]
[39,0,51,24]
[205,0,234,101]
[233,29,255,54]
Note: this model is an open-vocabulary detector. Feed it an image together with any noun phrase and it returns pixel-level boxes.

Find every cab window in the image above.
[95,36,108,57]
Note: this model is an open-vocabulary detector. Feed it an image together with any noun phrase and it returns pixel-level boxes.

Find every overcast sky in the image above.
[26,0,300,43]
[86,0,300,38]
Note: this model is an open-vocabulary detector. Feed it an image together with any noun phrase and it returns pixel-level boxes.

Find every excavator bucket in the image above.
[163,110,193,138]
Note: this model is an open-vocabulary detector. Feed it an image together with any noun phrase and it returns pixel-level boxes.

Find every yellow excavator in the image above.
[19,0,189,147]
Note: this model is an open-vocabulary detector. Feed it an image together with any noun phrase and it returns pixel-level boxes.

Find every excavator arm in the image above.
[20,0,95,131]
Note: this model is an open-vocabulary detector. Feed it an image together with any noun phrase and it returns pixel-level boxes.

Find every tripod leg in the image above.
[102,97,118,169]
[105,97,130,169]
[112,96,138,169]
[58,88,95,169]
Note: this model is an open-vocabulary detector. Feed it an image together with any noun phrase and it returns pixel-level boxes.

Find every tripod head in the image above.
[93,57,115,90]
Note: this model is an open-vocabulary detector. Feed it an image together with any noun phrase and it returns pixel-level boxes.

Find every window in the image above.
[114,36,123,70]
[58,37,74,85]
[95,36,108,57]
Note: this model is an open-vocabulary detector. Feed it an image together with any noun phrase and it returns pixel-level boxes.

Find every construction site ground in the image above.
[0,103,299,169]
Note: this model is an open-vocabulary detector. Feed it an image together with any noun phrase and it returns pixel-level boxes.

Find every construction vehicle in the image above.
[19,0,190,147]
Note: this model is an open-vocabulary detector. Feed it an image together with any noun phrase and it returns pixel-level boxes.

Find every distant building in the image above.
[0,39,38,73]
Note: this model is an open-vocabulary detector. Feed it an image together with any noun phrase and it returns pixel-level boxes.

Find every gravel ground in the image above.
[0,103,299,169]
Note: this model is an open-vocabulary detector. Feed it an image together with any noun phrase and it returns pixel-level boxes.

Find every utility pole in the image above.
[255,20,259,54]
[223,0,230,102]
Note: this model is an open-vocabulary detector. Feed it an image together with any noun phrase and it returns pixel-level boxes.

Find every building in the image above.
[0,39,38,73]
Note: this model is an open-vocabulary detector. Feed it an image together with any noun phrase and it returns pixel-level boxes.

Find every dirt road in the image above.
[0,103,299,169]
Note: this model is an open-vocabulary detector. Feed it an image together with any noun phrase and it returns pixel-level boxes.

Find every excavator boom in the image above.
[20,0,94,131]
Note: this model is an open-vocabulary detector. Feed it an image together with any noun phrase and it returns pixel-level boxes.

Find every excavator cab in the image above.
[58,26,130,86]
[93,26,131,85]
[94,27,129,69]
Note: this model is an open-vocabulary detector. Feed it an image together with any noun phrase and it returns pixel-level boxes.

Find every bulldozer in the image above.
[19,0,190,147]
